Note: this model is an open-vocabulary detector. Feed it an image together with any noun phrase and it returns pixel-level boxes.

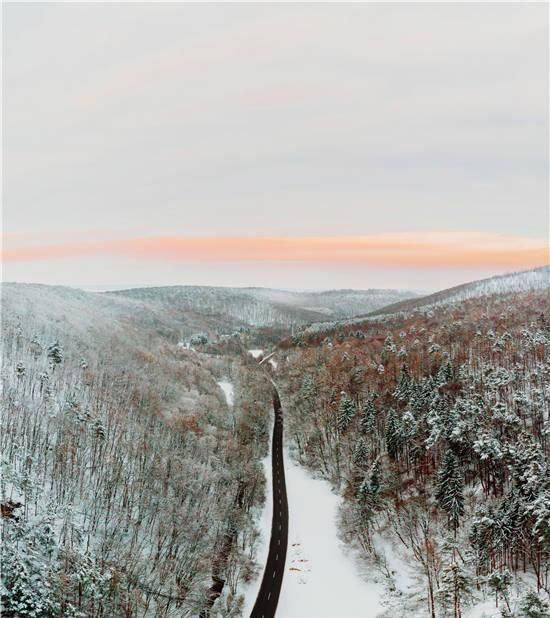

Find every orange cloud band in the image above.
[2,233,548,269]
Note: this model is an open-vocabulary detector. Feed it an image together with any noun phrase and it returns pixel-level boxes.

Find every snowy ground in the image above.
[258,351,278,370]
[278,450,385,618]
[240,445,386,618]
[464,600,501,618]
[238,437,546,618]
[217,380,234,407]
[239,443,273,617]
[371,533,417,598]
[248,349,264,359]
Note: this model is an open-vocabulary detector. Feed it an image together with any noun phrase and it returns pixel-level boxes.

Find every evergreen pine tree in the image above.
[394,366,411,402]
[518,591,550,618]
[47,340,64,367]
[386,409,402,460]
[439,560,470,618]
[358,458,382,513]
[437,358,454,386]
[435,450,464,532]
[360,397,377,435]
[352,438,370,469]
[383,334,397,354]
[487,570,513,614]
[337,394,356,433]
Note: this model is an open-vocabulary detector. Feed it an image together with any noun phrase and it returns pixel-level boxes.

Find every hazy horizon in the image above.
[3,263,548,297]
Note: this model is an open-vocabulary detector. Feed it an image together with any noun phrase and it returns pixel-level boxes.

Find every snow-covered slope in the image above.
[109,284,419,328]
[1,281,272,617]
[296,266,549,339]
[277,281,550,618]
[369,265,549,316]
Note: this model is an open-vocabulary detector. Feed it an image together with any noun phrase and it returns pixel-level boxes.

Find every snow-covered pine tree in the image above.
[352,438,370,470]
[438,560,470,618]
[394,365,411,402]
[437,358,454,386]
[385,408,403,461]
[47,340,64,367]
[517,590,550,618]
[360,397,377,435]
[337,394,356,433]
[435,450,465,532]
[358,458,382,513]
[383,334,397,354]
[487,569,513,614]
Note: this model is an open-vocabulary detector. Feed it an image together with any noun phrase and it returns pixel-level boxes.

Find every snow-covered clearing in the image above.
[217,380,234,406]
[268,358,278,370]
[239,439,386,617]
[248,349,264,359]
[371,532,417,596]
[278,450,386,618]
[464,600,501,618]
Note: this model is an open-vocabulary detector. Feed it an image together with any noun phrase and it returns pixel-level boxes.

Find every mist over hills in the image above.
[2,283,420,350]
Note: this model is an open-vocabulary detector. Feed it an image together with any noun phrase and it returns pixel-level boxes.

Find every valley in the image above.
[1,267,549,617]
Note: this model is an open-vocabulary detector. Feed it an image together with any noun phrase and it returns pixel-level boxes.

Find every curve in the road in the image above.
[250,386,288,618]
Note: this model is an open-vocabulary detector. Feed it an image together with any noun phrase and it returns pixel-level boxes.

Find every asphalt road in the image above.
[250,386,289,618]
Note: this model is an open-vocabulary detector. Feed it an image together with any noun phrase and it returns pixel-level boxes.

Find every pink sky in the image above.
[2,232,547,290]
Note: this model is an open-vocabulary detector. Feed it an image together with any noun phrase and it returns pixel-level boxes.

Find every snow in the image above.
[239,429,386,618]
[240,434,273,616]
[258,351,277,369]
[248,349,264,359]
[464,600,500,618]
[371,533,417,595]
[278,450,386,618]
[217,380,234,407]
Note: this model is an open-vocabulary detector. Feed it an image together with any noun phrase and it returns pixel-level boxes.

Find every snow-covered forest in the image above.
[110,285,417,329]
[1,284,274,617]
[277,281,550,617]
[369,266,550,318]
[2,268,549,618]
[4,1,547,615]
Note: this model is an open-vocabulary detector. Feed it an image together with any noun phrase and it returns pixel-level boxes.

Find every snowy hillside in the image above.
[297,266,549,339]
[1,282,273,617]
[277,286,550,618]
[109,285,419,329]
[2,277,548,618]
[369,265,549,317]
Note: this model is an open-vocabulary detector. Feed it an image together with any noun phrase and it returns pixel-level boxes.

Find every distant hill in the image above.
[296,265,549,339]
[367,265,549,317]
[109,285,419,330]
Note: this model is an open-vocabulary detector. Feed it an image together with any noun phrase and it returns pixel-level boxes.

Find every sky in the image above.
[2,2,549,291]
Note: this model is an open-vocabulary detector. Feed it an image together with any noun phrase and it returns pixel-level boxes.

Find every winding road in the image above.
[250,386,288,618]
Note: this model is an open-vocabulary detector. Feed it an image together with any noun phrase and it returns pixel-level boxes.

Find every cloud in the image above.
[3,232,547,271]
